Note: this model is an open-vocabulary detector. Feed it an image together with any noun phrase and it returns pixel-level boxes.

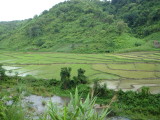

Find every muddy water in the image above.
[2,66,23,76]
[99,80,120,90]
[2,66,21,70]
[23,95,69,114]
[2,66,34,77]
[97,80,160,94]
[109,117,130,120]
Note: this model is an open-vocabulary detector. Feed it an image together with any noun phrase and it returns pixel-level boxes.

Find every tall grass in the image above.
[0,82,29,120]
[0,96,28,120]
[1,104,27,120]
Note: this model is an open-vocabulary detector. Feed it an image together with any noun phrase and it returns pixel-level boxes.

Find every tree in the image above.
[93,81,101,95]
[123,12,138,27]
[60,67,72,89]
[41,10,48,15]
[77,68,87,84]
[111,0,119,5]
[73,68,87,85]
[151,8,160,21]
[107,14,114,24]
[140,86,150,96]
[34,39,45,47]
[93,81,108,97]
[116,21,128,35]
[27,25,42,37]
[0,64,5,81]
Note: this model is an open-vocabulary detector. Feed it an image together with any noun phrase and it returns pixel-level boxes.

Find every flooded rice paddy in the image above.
[1,51,160,93]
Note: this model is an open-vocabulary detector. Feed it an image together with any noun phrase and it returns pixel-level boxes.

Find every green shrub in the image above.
[0,64,6,81]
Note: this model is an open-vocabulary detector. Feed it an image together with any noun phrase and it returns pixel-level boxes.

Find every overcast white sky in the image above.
[0,0,66,21]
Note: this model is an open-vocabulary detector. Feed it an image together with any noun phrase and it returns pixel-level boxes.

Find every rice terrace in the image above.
[1,0,160,119]
[1,51,160,94]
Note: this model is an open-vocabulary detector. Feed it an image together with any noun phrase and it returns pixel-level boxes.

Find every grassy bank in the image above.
[0,69,160,120]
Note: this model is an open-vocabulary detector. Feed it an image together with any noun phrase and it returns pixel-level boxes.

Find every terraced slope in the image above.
[0,51,160,93]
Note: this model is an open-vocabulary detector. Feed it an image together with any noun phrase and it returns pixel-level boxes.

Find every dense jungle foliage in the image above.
[0,0,160,53]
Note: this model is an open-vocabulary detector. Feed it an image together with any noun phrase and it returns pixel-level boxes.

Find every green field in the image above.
[1,51,160,93]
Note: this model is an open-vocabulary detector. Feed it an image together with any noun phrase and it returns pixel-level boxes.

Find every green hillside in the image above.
[0,21,23,41]
[0,0,160,53]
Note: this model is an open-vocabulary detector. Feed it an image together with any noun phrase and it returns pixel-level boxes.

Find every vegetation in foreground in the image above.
[0,64,160,120]
[42,88,109,120]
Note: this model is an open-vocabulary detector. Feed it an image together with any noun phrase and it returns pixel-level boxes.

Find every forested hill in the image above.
[0,0,160,53]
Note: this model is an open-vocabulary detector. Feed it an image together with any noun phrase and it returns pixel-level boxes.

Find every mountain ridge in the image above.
[0,0,160,53]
